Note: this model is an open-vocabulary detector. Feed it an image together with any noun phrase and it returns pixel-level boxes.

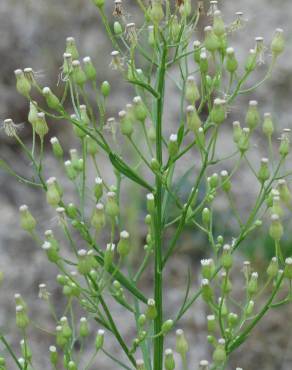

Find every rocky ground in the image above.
[0,0,292,369]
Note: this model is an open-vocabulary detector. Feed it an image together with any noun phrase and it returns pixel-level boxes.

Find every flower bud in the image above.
[16,305,29,329]
[247,272,258,295]
[186,105,201,132]
[119,110,133,136]
[176,329,189,358]
[83,56,97,81]
[113,21,123,35]
[245,300,255,316]
[262,113,274,137]
[151,158,160,172]
[202,208,210,228]
[284,257,292,279]
[86,135,99,155]
[77,249,92,275]
[199,360,209,370]
[213,339,226,365]
[20,339,32,361]
[104,243,115,271]
[19,205,36,232]
[66,37,79,60]
[269,214,283,241]
[211,98,226,125]
[246,100,260,131]
[105,191,119,218]
[258,158,270,183]
[14,69,31,98]
[245,49,257,72]
[185,76,200,103]
[221,271,232,294]
[146,193,155,214]
[117,230,131,258]
[226,47,238,73]
[101,80,111,97]
[91,203,106,231]
[232,121,242,143]
[94,177,103,201]
[64,160,77,180]
[204,26,220,52]
[278,179,292,207]
[49,346,58,366]
[79,317,90,337]
[35,112,49,138]
[150,0,164,24]
[221,244,233,270]
[43,87,62,112]
[161,319,174,335]
[199,51,209,73]
[271,196,283,218]
[145,298,157,320]
[164,349,175,370]
[133,96,148,122]
[168,134,179,157]
[201,259,215,280]
[201,279,213,303]
[148,25,155,46]
[46,177,62,206]
[50,137,64,159]
[72,60,87,86]
[227,312,238,327]
[95,329,105,351]
[237,127,250,153]
[42,241,59,263]
[136,359,146,370]
[207,314,216,333]
[271,28,285,58]
[220,170,231,193]
[279,129,290,157]
[267,257,279,278]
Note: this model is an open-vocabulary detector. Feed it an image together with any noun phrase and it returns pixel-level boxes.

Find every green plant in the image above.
[0,0,291,369]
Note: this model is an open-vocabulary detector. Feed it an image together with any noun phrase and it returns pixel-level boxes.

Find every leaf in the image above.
[109,153,154,192]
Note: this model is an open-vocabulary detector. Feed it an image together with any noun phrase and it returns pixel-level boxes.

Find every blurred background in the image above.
[0,0,292,368]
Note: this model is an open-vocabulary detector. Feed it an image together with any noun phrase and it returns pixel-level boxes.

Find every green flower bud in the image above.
[267,257,279,278]
[64,160,77,180]
[147,193,155,214]
[138,314,146,328]
[199,51,209,73]
[105,191,119,218]
[20,339,32,361]
[16,305,29,329]
[95,329,105,351]
[83,56,97,81]
[262,112,274,137]
[86,135,99,155]
[113,21,123,35]
[133,96,148,122]
[221,244,233,270]
[237,127,250,153]
[220,170,231,193]
[271,28,285,58]
[145,298,157,320]
[150,0,164,24]
[46,177,62,206]
[226,47,238,73]
[19,205,36,232]
[0,357,6,369]
[148,25,155,46]
[212,339,226,365]
[284,257,292,279]
[49,346,58,366]
[77,249,92,275]
[136,359,146,370]
[279,129,290,157]
[245,300,255,316]
[209,173,219,189]
[204,26,220,52]
[269,214,283,241]
[221,271,232,294]
[28,101,39,129]
[42,241,59,263]
[201,259,215,280]
[207,314,216,333]
[218,297,228,316]
[69,149,80,170]
[175,329,189,358]
[245,49,257,72]
[193,40,201,64]
[151,158,160,172]
[68,361,77,370]
[14,69,31,98]
[168,134,179,157]
[258,158,270,183]
[65,37,79,60]
[60,317,72,339]
[35,112,49,138]
[72,60,87,86]
[79,317,90,337]
[161,319,174,335]
[232,121,242,143]
[278,179,292,207]
[43,87,63,112]
[50,137,64,159]
[247,272,258,295]
[213,10,225,37]
[271,196,283,218]
[185,76,200,103]
[104,243,115,271]
[101,81,111,97]
[210,98,226,125]
[119,110,134,136]
[91,203,106,231]
[202,208,210,228]
[164,349,175,370]
[186,105,201,132]
[117,230,131,258]
[93,177,103,201]
[246,100,260,130]
[201,279,213,303]
[228,312,239,327]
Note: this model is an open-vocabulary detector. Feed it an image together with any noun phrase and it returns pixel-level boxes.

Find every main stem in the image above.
[153,43,167,370]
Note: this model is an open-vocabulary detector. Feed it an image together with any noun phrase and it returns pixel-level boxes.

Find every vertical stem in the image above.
[153,42,167,370]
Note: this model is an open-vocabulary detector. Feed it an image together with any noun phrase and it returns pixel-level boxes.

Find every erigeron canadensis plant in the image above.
[0,0,291,369]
